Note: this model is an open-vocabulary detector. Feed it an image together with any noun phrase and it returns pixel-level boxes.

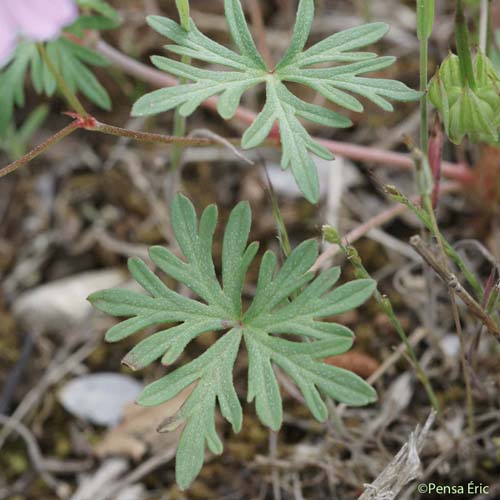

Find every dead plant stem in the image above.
[409,236,500,338]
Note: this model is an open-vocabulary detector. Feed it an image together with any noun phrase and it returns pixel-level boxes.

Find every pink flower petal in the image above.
[0,5,17,66]
[5,0,78,42]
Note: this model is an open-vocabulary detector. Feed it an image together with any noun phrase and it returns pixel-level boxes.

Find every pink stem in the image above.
[95,41,260,128]
[0,121,80,179]
[317,139,473,184]
[95,41,474,185]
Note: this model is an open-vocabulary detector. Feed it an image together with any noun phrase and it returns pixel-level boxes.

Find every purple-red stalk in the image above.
[428,115,444,208]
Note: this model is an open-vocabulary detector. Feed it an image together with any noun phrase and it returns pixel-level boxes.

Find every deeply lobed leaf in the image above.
[132,0,420,203]
[0,36,110,136]
[89,194,377,489]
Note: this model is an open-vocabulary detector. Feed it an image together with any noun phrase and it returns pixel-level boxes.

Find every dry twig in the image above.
[410,235,500,338]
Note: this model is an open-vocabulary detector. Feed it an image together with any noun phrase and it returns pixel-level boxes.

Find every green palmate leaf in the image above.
[46,38,111,110]
[0,36,110,136]
[89,193,377,490]
[0,2,114,136]
[0,42,35,135]
[132,0,420,203]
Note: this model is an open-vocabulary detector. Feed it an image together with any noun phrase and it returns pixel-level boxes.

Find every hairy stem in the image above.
[413,147,480,436]
[385,179,483,298]
[0,117,279,178]
[428,207,476,436]
[323,227,441,413]
[90,120,216,146]
[175,0,190,28]
[0,122,79,179]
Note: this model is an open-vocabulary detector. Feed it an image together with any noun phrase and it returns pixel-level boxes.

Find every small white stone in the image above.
[263,155,361,199]
[58,373,143,427]
[439,334,461,359]
[13,269,127,332]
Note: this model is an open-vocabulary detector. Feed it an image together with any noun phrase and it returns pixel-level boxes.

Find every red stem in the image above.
[95,40,474,185]
[0,122,80,179]
[0,116,279,179]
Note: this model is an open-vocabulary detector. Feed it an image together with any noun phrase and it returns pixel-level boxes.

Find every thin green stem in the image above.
[323,226,441,414]
[410,235,500,337]
[420,37,429,153]
[417,0,434,152]
[171,0,192,171]
[37,44,88,117]
[451,292,475,437]
[415,141,476,434]
[385,182,483,298]
[416,1,435,382]
[175,0,191,29]
[170,61,190,170]
[455,0,477,90]
[261,164,292,257]
[428,208,475,436]
[382,295,441,413]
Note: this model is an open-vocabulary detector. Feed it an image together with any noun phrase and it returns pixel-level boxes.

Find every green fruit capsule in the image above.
[429,51,500,145]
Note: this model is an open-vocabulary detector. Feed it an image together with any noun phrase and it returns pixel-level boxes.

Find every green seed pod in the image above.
[429,52,500,145]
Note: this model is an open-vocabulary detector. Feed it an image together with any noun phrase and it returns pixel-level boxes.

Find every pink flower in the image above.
[0,0,78,66]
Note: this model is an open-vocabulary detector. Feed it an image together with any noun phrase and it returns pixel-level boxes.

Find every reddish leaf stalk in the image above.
[94,40,474,185]
[0,121,80,179]
[0,114,279,179]
[428,116,444,208]
[483,268,499,308]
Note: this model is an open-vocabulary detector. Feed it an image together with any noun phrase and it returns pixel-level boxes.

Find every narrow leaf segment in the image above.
[132,0,420,203]
[89,193,377,489]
